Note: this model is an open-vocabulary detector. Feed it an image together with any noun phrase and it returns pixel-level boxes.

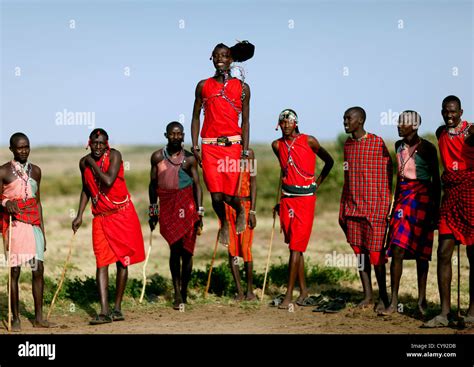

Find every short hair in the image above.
[213,43,230,51]
[166,121,184,133]
[346,106,366,123]
[89,128,109,140]
[442,95,462,109]
[9,132,29,147]
[400,110,421,128]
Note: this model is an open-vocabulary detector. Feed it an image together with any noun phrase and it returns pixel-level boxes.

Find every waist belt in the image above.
[202,135,242,146]
[94,200,130,217]
[282,182,317,196]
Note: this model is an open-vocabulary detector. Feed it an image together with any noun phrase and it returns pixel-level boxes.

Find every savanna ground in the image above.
[0,141,472,335]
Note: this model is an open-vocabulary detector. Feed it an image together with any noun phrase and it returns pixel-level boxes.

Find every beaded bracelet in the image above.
[149,204,159,217]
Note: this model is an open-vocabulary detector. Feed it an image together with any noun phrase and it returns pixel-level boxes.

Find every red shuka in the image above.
[438,122,474,245]
[84,151,145,267]
[201,77,243,196]
[277,134,317,253]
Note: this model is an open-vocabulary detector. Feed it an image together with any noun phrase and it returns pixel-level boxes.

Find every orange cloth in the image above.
[225,200,253,262]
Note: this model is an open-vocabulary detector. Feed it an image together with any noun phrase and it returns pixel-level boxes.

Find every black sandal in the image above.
[89,314,112,325]
[111,310,125,321]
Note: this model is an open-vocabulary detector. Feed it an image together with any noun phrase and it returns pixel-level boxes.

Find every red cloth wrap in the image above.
[157,185,199,255]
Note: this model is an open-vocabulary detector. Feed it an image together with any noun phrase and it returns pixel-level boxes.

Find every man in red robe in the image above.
[72,128,145,324]
[424,95,474,327]
[191,41,254,245]
[272,109,334,309]
[339,106,392,312]
[149,122,203,309]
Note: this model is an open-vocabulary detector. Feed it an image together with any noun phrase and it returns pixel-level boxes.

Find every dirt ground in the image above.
[0,208,472,335]
[4,300,474,335]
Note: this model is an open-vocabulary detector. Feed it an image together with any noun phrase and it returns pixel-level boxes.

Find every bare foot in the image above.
[357,298,374,309]
[233,293,245,302]
[11,318,21,332]
[245,292,256,301]
[278,296,293,309]
[296,292,309,305]
[375,299,388,313]
[33,319,57,328]
[218,222,230,245]
[235,206,246,234]
[173,293,183,310]
[378,304,397,316]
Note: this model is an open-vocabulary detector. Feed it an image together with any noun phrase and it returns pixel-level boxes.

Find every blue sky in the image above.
[1,0,472,146]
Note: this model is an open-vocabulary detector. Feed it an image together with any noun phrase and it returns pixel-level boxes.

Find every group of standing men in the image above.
[1,40,473,330]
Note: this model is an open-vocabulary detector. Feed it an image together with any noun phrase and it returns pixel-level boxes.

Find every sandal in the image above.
[296,295,323,307]
[421,315,450,328]
[111,310,125,321]
[311,296,331,312]
[89,314,112,325]
[33,320,58,328]
[323,297,347,313]
[463,315,474,324]
[269,294,286,307]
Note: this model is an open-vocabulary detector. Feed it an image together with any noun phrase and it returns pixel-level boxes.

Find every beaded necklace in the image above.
[163,147,185,166]
[91,152,107,205]
[283,135,314,180]
[399,139,421,180]
[447,121,470,139]
[11,160,32,201]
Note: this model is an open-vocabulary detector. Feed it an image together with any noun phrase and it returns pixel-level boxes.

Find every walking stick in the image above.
[457,243,463,327]
[7,215,12,332]
[204,231,220,298]
[47,233,75,320]
[260,172,282,303]
[139,231,153,303]
[383,192,396,252]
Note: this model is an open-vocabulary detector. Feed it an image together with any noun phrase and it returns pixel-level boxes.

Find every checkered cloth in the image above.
[339,133,393,252]
[439,169,474,246]
[1,198,41,239]
[387,180,434,260]
[157,185,199,249]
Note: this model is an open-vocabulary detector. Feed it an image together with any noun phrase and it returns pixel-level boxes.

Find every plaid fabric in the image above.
[1,198,41,238]
[345,217,387,254]
[14,198,41,225]
[339,133,393,252]
[158,185,199,248]
[439,169,474,245]
[387,180,434,260]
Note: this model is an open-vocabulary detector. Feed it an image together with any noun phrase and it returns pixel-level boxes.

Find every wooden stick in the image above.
[383,192,396,251]
[457,243,461,320]
[204,231,220,298]
[139,231,153,304]
[47,233,75,320]
[7,215,12,332]
[260,172,282,303]
[260,215,277,303]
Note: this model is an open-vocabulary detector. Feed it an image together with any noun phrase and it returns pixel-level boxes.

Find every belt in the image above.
[202,135,242,146]
[94,201,130,217]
